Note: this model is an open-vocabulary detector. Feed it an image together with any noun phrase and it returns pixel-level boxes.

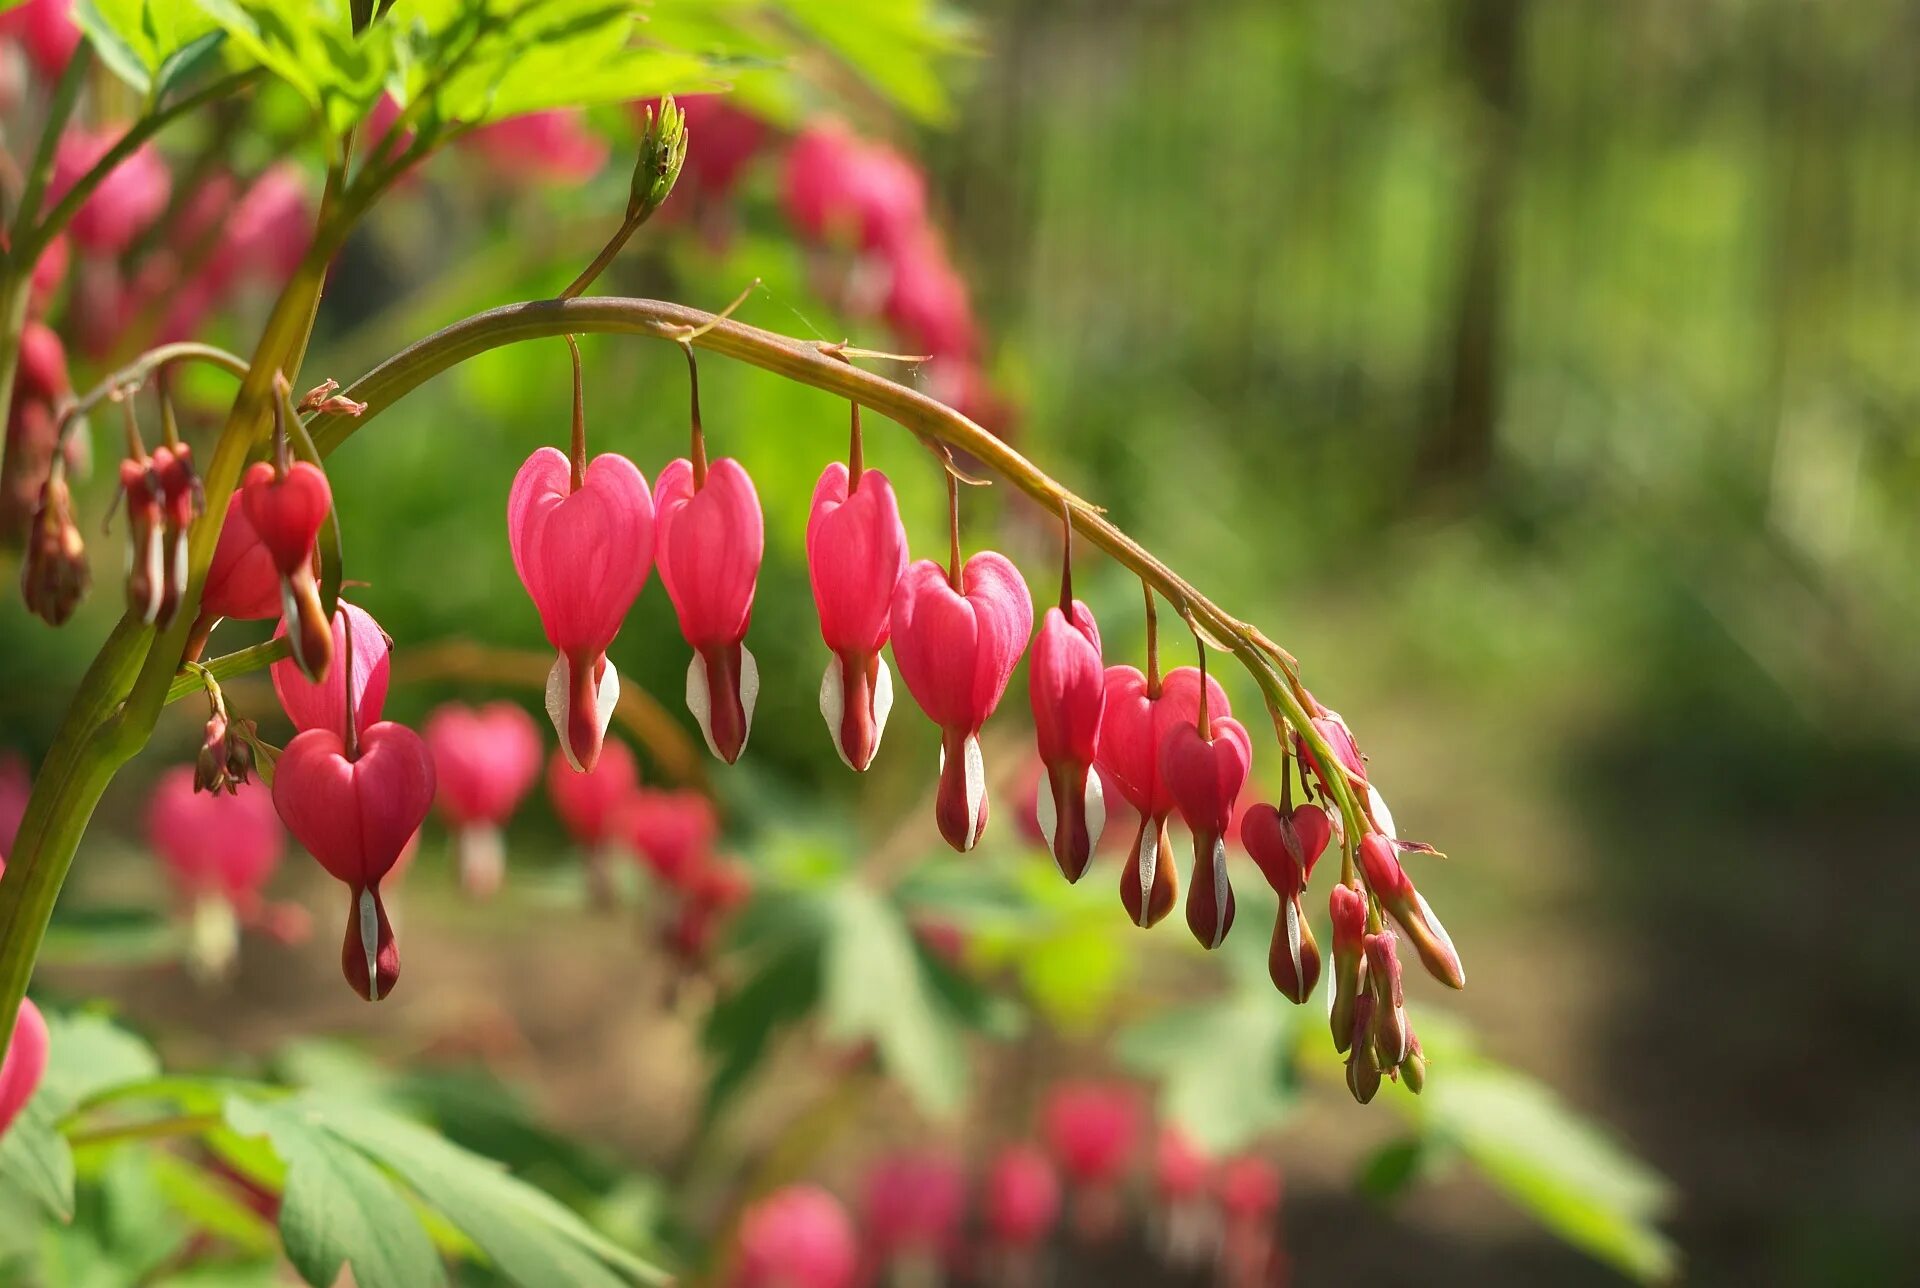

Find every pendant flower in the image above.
[1160,707,1253,950]
[655,456,764,764]
[889,553,1033,852]
[806,461,907,771]
[240,460,334,681]
[270,601,390,736]
[507,446,655,773]
[1358,830,1465,989]
[1242,802,1330,1003]
[0,990,48,1143]
[1028,601,1105,881]
[145,768,288,980]
[203,498,300,622]
[424,701,543,899]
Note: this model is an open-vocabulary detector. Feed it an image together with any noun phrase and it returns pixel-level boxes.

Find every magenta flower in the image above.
[546,738,638,852]
[241,460,334,680]
[424,701,542,899]
[1328,882,1367,1054]
[507,446,655,773]
[883,231,980,361]
[782,121,928,253]
[272,722,436,1001]
[890,553,1033,852]
[806,461,907,771]
[1241,802,1330,1003]
[145,767,287,980]
[1358,830,1464,990]
[465,110,610,184]
[1028,601,1105,881]
[1161,709,1253,950]
[669,94,768,202]
[861,1150,968,1274]
[0,0,80,80]
[655,457,764,764]
[0,992,48,1143]
[203,499,295,622]
[1094,665,1229,928]
[1042,1081,1140,1243]
[621,787,718,889]
[2,320,71,544]
[271,601,391,736]
[1152,1125,1218,1267]
[731,1185,858,1288]
[984,1143,1061,1250]
[50,128,171,255]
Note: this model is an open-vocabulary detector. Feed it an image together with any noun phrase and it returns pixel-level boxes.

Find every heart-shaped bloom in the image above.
[655,457,764,764]
[508,447,655,773]
[424,701,543,899]
[145,767,287,980]
[622,787,719,889]
[862,1150,967,1274]
[731,1185,858,1288]
[0,992,48,1144]
[1216,1155,1285,1287]
[272,722,435,1001]
[1041,1081,1139,1188]
[1029,602,1105,881]
[1241,802,1331,1003]
[271,601,390,737]
[1161,713,1253,950]
[1094,666,1229,928]
[1358,830,1464,990]
[464,110,610,184]
[202,484,292,622]
[806,462,907,771]
[546,738,638,851]
[890,553,1034,852]
[241,461,334,680]
[984,1144,1060,1250]
[118,455,165,625]
[50,128,171,255]
[1152,1126,1217,1267]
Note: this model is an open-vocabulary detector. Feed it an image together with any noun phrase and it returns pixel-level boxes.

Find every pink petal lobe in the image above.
[656,457,764,648]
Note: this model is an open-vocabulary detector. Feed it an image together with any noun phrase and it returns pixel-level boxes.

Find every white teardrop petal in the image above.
[962,733,986,848]
[1284,896,1304,986]
[1137,823,1160,924]
[1208,836,1230,949]
[546,655,579,771]
[357,885,381,1002]
[736,645,758,753]
[1368,784,1397,839]
[1083,769,1106,851]
[819,658,852,768]
[870,655,894,755]
[686,653,720,760]
[1036,770,1060,858]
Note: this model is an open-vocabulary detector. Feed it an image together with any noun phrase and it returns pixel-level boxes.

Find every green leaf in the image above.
[770,0,971,124]
[146,1152,280,1257]
[1355,1138,1436,1202]
[0,1096,76,1221]
[1118,988,1300,1155]
[820,885,967,1117]
[73,0,224,95]
[195,0,391,140]
[699,933,822,1128]
[222,1095,445,1288]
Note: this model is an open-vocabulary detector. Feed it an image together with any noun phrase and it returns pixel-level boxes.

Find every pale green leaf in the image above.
[821,885,967,1116]
[1118,989,1300,1154]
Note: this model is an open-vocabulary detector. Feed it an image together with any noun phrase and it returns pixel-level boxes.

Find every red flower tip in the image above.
[0,996,49,1143]
[1161,714,1253,950]
[271,601,390,737]
[731,1185,858,1288]
[985,1144,1061,1248]
[1358,831,1464,990]
[807,462,907,771]
[890,553,1034,852]
[656,457,765,763]
[508,447,655,773]
[271,721,435,1001]
[1029,602,1105,881]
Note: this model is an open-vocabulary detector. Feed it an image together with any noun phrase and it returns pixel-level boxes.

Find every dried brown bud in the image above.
[21,470,88,624]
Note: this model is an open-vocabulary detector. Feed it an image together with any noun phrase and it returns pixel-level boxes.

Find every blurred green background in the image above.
[5,0,1919,1283]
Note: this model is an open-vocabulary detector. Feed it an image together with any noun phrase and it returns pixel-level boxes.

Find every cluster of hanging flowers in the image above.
[726,1080,1288,1288]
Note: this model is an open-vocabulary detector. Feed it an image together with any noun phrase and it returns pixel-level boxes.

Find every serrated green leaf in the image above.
[821,885,967,1116]
[222,1095,445,1288]
[0,1096,76,1221]
[146,1152,280,1257]
[39,1011,162,1111]
[74,0,225,94]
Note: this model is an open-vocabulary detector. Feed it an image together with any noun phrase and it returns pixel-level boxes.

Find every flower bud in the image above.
[196,712,234,794]
[1328,882,1367,1054]
[1344,992,1382,1105]
[629,95,688,223]
[1399,1033,1427,1095]
[20,469,87,625]
[1160,713,1253,950]
[119,455,165,623]
[807,462,908,771]
[1364,930,1409,1068]
[1358,830,1464,989]
[151,443,202,629]
[1028,602,1105,880]
[1243,802,1331,1003]
[731,1185,857,1288]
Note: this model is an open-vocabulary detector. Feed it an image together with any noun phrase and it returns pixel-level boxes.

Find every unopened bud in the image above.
[629,96,688,222]
[1328,882,1367,1054]
[1344,993,1382,1105]
[1399,1034,1426,1095]
[315,394,367,417]
[120,456,165,624]
[195,712,233,794]
[1364,930,1409,1067]
[297,379,340,411]
[21,470,88,624]
[1359,831,1465,989]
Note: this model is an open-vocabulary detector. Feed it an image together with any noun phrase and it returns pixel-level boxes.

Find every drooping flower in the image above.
[661,856,751,965]
[654,457,764,764]
[984,1143,1061,1262]
[1327,882,1367,1055]
[148,443,202,629]
[202,498,300,623]
[1364,928,1410,1069]
[118,452,165,625]
[508,446,655,773]
[20,465,87,626]
[546,738,638,901]
[464,110,609,184]
[883,231,980,361]
[0,0,81,81]
[890,553,1033,852]
[1216,1155,1285,1288]
[1241,802,1330,1003]
[270,601,390,736]
[731,1185,858,1288]
[1094,665,1230,928]
[622,787,719,889]
[782,121,928,253]
[1041,1081,1140,1243]
[2,320,72,545]
[1029,602,1105,881]
[806,460,907,771]
[240,460,334,681]
[861,1149,968,1277]
[1161,707,1253,951]
[424,701,543,899]
[0,993,49,1143]
[1151,1125,1219,1268]
[669,94,768,204]
[49,128,172,255]
[1357,830,1464,990]
[145,767,286,980]
[272,722,435,1001]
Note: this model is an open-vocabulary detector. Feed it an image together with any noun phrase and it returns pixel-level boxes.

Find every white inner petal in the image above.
[686,653,720,760]
[594,658,620,745]
[140,532,164,623]
[1084,769,1106,852]
[545,655,578,771]
[870,655,894,756]
[962,733,986,849]
[357,886,381,1002]
[1137,823,1159,923]
[1035,769,1060,858]
[1284,896,1303,986]
[1208,836,1230,949]
[736,645,758,755]
[1415,889,1463,985]
[818,658,852,769]
[1368,784,1397,839]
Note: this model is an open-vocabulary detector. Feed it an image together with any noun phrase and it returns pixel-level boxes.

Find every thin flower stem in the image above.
[1143,581,1160,696]
[55,342,252,455]
[1057,495,1074,613]
[945,463,963,590]
[1194,618,1210,728]
[64,1112,224,1149]
[559,214,644,301]
[682,343,708,488]
[848,400,864,488]
[565,334,586,490]
[166,640,291,705]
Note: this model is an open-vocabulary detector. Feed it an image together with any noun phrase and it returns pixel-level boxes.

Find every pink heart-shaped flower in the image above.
[271,600,390,736]
[240,460,331,576]
[1160,715,1253,950]
[507,447,654,658]
[1029,602,1105,880]
[0,997,49,1142]
[424,701,542,827]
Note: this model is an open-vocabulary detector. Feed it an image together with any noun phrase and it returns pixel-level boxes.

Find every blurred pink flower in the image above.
[0,0,80,81]
[465,110,608,184]
[861,1149,968,1270]
[783,121,927,253]
[145,766,285,906]
[732,1185,858,1288]
[1042,1081,1140,1184]
[984,1143,1061,1248]
[424,701,543,899]
[883,233,978,361]
[0,994,48,1143]
[621,788,718,888]
[547,738,639,850]
[50,128,172,255]
[671,94,768,201]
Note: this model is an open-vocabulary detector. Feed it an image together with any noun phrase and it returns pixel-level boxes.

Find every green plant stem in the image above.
[64,1112,224,1149]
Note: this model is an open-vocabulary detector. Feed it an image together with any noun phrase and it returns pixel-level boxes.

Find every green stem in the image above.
[64,1111,224,1149]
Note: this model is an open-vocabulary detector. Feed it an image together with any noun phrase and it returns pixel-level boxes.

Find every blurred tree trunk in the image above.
[1420,0,1526,490]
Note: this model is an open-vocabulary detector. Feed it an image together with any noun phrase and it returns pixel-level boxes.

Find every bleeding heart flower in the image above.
[1216,1155,1285,1288]
[118,454,165,625]
[782,121,928,253]
[1094,666,1230,928]
[508,447,655,774]
[0,994,48,1143]
[203,498,299,622]
[2,320,72,546]
[1364,929,1410,1068]
[661,855,751,965]
[145,767,286,981]
[669,94,768,203]
[50,128,171,255]
[1042,1081,1140,1243]
[240,460,333,680]
[0,0,81,81]
[1151,1126,1218,1268]
[655,457,764,764]
[861,1150,968,1275]
[464,110,609,184]
[984,1143,1060,1251]
[423,702,542,899]
[1029,601,1105,881]
[883,231,980,361]
[271,601,390,737]
[1241,802,1330,1003]
[890,553,1033,852]
[731,1185,858,1288]
[272,722,435,1001]
[148,444,201,629]
[622,787,718,889]
[1358,830,1464,989]
[546,738,638,850]
[806,461,907,771]
[1161,710,1253,951]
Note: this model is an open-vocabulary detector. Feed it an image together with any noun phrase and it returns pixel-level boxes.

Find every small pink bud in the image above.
[1095,666,1229,928]
[1364,930,1410,1067]
[0,996,49,1143]
[1345,992,1383,1105]
[1328,883,1367,1054]
[1358,831,1464,989]
[271,602,390,737]
[890,553,1034,852]
[508,447,655,773]
[3,320,72,545]
[1160,713,1253,950]
[272,722,436,1001]
[425,702,542,900]
[985,1143,1060,1248]
[806,462,907,771]
[656,457,765,764]
[1028,602,1105,881]
[20,469,87,625]
[731,1185,858,1288]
